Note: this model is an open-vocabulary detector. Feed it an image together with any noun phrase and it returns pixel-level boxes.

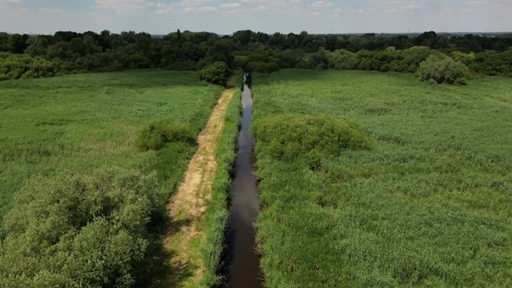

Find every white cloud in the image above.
[183,5,217,13]
[308,0,333,9]
[180,0,212,7]
[39,7,66,14]
[94,0,178,15]
[0,0,20,9]
[95,0,148,13]
[382,0,422,13]
[220,2,241,9]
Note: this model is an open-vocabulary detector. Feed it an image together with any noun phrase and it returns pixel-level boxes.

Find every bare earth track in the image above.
[164,89,235,287]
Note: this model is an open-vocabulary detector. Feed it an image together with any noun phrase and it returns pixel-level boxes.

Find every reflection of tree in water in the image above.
[243,72,252,88]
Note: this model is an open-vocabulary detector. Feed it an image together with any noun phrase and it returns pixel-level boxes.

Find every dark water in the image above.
[225,85,263,288]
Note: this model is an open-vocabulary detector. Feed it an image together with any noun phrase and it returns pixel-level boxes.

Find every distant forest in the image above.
[1,30,511,80]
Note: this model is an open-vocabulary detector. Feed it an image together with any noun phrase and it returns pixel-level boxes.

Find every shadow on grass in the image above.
[136,215,196,288]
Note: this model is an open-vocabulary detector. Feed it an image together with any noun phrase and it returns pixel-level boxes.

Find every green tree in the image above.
[0,32,10,52]
[329,49,358,70]
[204,39,235,68]
[198,61,231,86]
[25,35,48,56]
[7,33,29,54]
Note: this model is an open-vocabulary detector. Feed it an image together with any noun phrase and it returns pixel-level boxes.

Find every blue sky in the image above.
[1,0,511,34]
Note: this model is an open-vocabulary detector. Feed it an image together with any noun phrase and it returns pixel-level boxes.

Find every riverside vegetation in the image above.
[0,70,224,286]
[201,89,241,287]
[252,69,512,287]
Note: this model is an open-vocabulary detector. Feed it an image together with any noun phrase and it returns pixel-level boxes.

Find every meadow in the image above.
[252,69,512,287]
[0,70,223,286]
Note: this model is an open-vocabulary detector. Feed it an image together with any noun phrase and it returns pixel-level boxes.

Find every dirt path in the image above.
[163,89,235,287]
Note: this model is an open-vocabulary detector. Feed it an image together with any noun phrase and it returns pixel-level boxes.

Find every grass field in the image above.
[0,70,224,286]
[0,70,222,224]
[252,69,512,287]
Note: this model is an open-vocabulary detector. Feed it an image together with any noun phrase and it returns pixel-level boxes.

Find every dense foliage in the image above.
[136,120,195,151]
[417,55,469,84]
[0,52,56,80]
[0,71,223,287]
[0,31,511,80]
[198,61,231,86]
[253,70,512,287]
[0,169,157,287]
[252,114,371,160]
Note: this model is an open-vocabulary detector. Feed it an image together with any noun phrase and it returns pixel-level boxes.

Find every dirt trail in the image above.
[163,89,235,287]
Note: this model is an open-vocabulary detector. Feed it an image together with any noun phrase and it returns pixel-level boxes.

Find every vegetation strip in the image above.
[163,89,235,287]
[201,89,241,287]
[2,31,512,82]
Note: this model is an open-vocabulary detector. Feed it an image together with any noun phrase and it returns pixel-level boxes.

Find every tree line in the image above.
[1,30,511,81]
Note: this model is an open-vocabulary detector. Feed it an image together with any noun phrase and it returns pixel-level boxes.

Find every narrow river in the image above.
[225,82,263,288]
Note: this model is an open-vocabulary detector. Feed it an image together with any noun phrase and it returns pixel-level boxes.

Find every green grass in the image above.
[252,69,512,287]
[201,89,241,287]
[0,70,225,286]
[0,69,222,232]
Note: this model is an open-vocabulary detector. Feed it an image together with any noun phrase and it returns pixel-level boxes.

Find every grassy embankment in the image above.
[200,89,241,287]
[252,69,512,287]
[0,70,223,286]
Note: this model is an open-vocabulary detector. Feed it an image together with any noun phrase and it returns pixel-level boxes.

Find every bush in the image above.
[0,53,57,80]
[135,120,195,151]
[252,114,372,160]
[0,169,159,288]
[329,49,358,70]
[198,61,231,86]
[417,55,468,85]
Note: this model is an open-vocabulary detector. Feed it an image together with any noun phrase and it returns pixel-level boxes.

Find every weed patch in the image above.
[136,120,195,151]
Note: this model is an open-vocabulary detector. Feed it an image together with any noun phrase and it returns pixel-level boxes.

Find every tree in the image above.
[0,32,9,52]
[25,36,48,56]
[329,49,358,70]
[233,30,254,46]
[7,33,29,54]
[415,31,448,49]
[204,39,235,68]
[198,61,231,86]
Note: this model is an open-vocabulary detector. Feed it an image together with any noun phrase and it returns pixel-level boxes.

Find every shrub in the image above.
[0,53,57,80]
[0,169,159,288]
[198,61,231,86]
[135,120,195,151]
[252,114,372,160]
[329,49,358,70]
[417,55,468,85]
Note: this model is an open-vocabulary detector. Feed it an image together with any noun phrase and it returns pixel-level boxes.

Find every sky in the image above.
[0,0,511,35]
